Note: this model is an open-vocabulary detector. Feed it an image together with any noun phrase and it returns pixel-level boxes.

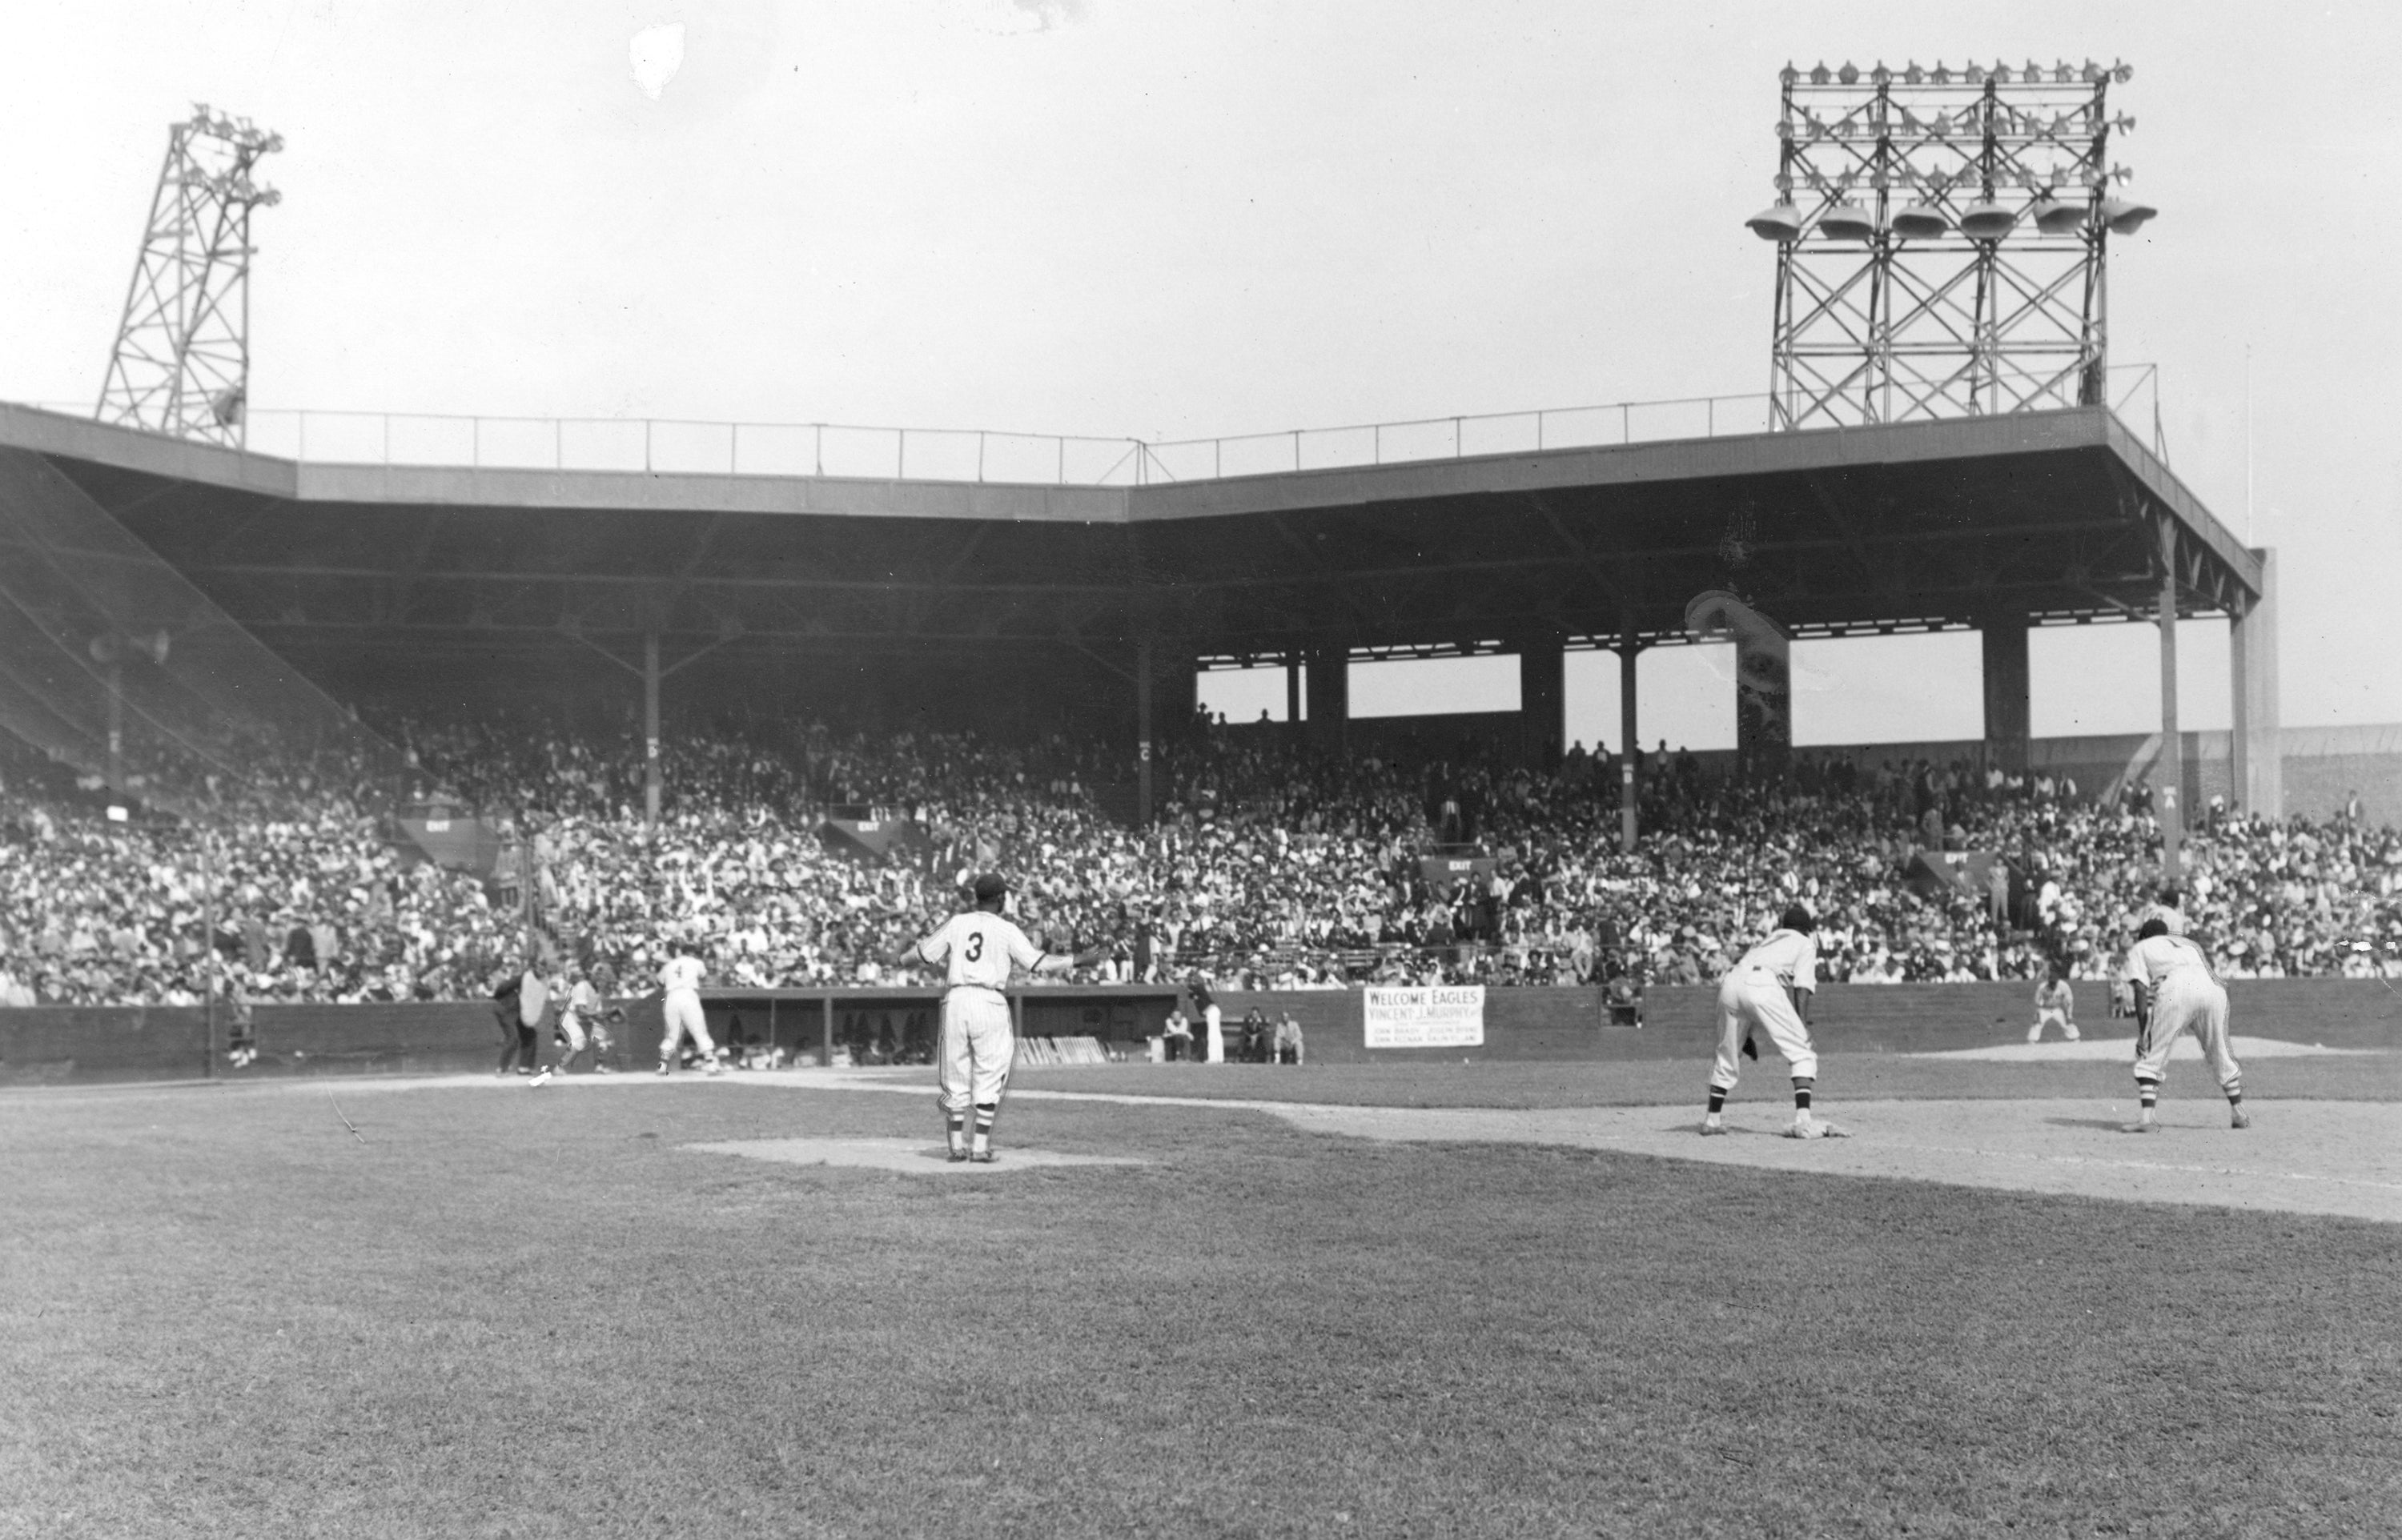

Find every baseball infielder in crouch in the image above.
[1702,904,1846,1140]
[901,873,1091,1163]
[2028,964,2079,1043]
[2116,916,2247,1133]
[657,945,723,1077]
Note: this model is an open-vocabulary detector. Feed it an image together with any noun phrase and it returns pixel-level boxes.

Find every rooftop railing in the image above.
[26,364,2164,487]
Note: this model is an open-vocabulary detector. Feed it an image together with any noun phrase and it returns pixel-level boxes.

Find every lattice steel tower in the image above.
[1747,60,2154,431]
[97,105,283,447]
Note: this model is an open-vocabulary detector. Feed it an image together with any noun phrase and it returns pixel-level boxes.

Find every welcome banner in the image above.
[1363,985,1486,1049]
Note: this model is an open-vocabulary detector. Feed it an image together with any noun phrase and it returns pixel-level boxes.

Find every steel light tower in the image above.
[1748,59,2154,431]
[96,105,283,447]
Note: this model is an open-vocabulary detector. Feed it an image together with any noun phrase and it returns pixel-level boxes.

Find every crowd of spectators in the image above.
[2,710,2400,1009]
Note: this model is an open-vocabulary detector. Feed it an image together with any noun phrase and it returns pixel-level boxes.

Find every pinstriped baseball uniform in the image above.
[1711,927,1818,1090]
[918,911,1044,1113]
[2118,932,2241,1094]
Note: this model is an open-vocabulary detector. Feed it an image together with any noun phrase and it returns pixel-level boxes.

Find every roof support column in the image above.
[643,629,661,828]
[1980,612,2031,777]
[1517,628,1565,772]
[1619,621,1641,853]
[1136,635,1155,828]
[1304,643,1348,756]
[2229,547,2281,820]
[1153,644,1197,738]
[2155,521,2183,881]
[1284,652,1302,730]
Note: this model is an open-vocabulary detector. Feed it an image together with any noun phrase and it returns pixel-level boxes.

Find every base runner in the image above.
[1701,904,1846,1140]
[897,873,1089,1163]
[2117,916,2247,1133]
[657,945,722,1077]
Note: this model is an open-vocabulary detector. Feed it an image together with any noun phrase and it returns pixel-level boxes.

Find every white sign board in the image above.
[1362,985,1485,1049]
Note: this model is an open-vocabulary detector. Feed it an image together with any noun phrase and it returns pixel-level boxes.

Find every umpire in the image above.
[491,961,541,1077]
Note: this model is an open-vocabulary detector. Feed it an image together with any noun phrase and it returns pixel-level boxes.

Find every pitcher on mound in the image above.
[1701,903,1845,1140]
[902,873,1090,1163]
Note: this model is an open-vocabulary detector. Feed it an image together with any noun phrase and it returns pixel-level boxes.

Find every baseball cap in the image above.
[971,872,1009,902]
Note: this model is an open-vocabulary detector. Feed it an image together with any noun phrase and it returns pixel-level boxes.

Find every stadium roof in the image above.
[0,400,2258,671]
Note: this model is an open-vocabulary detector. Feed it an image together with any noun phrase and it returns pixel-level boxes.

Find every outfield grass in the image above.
[2,1074,2397,1538]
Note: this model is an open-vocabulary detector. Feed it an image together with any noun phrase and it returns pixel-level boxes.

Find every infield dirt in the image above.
[773,1074,2402,1223]
[358,1053,2402,1225]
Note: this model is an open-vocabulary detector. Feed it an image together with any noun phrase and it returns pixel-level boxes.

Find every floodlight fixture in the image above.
[2100,197,2157,235]
[1957,201,2018,239]
[2030,195,2090,235]
[1890,203,1950,239]
[1753,55,2154,429]
[97,104,283,447]
[1817,202,1877,241]
[1746,203,1805,242]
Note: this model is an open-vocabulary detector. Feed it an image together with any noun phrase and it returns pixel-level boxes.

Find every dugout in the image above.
[696,984,1187,1066]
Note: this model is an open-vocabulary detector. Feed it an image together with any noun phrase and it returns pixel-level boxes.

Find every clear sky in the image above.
[7,2,2396,749]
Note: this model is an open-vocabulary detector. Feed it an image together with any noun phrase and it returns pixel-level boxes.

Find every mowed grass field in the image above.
[4,1057,2400,1539]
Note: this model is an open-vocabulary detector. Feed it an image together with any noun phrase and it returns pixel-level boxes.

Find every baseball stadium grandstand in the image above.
[4,51,2395,1073]
[18,42,2402,1540]
[6,381,2395,1061]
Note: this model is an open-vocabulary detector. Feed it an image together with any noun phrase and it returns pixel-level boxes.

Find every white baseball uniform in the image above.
[918,911,1043,1113]
[2118,933,2241,1093]
[556,977,602,1055]
[2030,977,2077,1042]
[548,973,584,1053]
[659,953,717,1062]
[1711,928,1819,1090]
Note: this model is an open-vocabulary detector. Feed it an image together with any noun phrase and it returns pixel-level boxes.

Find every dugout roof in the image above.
[0,401,2259,674]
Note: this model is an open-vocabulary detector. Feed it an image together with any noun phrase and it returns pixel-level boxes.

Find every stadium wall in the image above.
[1213,979,2401,1062]
[4,981,2392,1086]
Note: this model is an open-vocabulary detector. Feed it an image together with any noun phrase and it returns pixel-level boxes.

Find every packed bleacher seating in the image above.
[2,712,2400,1009]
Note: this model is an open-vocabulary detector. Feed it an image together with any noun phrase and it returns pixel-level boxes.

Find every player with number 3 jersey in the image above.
[905,873,1085,1162]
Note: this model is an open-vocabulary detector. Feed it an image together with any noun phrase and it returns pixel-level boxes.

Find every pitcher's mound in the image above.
[685,1137,1143,1173]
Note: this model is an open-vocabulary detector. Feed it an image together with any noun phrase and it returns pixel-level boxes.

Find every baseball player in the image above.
[2116,916,2247,1133]
[1191,977,1226,1065]
[657,945,723,1077]
[532,963,607,1085]
[2028,964,2079,1042]
[492,959,546,1077]
[902,873,1087,1163]
[1701,904,1845,1139]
